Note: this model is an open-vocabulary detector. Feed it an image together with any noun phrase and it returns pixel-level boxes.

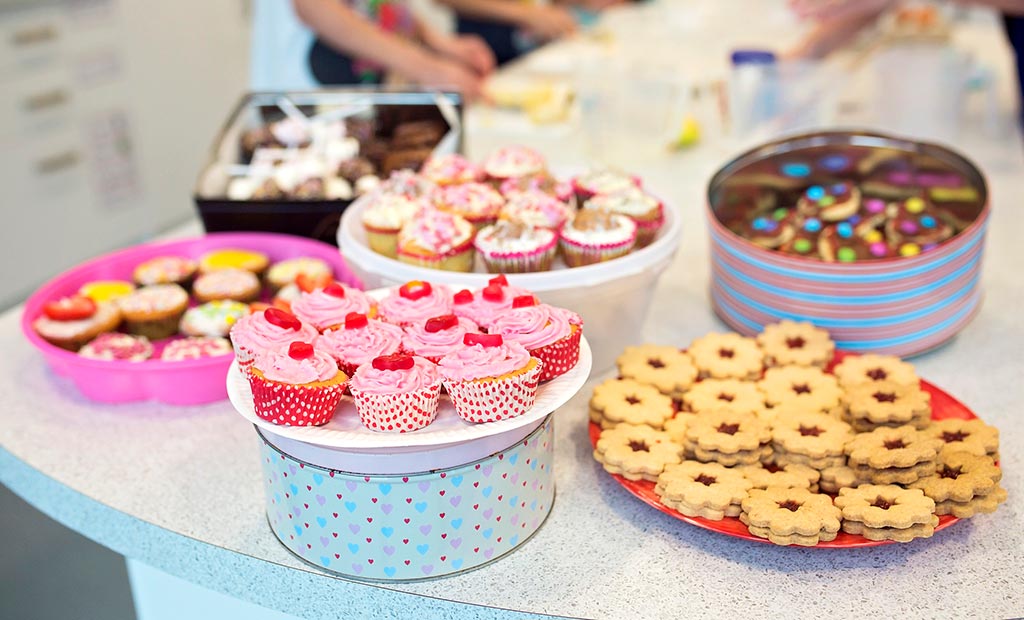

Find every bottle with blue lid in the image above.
[729,48,780,137]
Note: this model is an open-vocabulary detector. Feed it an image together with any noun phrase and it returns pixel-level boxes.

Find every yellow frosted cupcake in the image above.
[197,248,269,277]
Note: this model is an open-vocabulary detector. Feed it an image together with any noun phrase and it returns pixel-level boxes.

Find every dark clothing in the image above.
[1002,14,1024,123]
[456,16,524,66]
[308,38,383,85]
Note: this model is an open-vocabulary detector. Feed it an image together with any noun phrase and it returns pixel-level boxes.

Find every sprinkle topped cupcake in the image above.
[117,284,190,340]
[499,190,574,231]
[133,256,197,288]
[499,173,573,203]
[376,280,453,327]
[402,314,480,363]
[266,257,333,293]
[421,153,484,186]
[439,333,542,423]
[483,145,546,180]
[192,268,261,303]
[396,209,475,272]
[559,209,638,267]
[229,307,319,366]
[433,182,505,229]
[291,282,375,331]
[572,169,641,199]
[377,169,438,201]
[180,300,249,337]
[79,333,153,362]
[474,220,558,273]
[162,336,233,361]
[317,312,405,376]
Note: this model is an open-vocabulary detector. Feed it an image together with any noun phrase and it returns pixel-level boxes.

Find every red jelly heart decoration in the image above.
[372,354,415,371]
[482,284,504,302]
[512,295,537,308]
[43,295,96,321]
[488,274,508,287]
[264,308,301,331]
[288,341,315,360]
[425,314,458,333]
[323,282,346,298]
[464,333,503,347]
[345,312,368,329]
[453,289,474,305]
[399,280,432,301]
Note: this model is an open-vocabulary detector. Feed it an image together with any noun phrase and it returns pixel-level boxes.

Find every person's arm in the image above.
[435,0,577,40]
[416,17,496,76]
[291,0,484,97]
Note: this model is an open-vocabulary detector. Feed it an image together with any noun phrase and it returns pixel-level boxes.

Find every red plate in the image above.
[589,353,983,548]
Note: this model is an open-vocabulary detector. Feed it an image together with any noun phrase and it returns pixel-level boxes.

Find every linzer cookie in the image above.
[655,461,753,520]
[845,425,943,485]
[818,465,859,494]
[740,487,842,546]
[758,366,843,416]
[770,410,854,470]
[923,418,1000,458]
[756,320,834,368]
[688,332,764,380]
[683,410,772,467]
[594,424,684,481]
[739,461,820,491]
[833,354,919,390]
[616,345,698,399]
[834,484,938,542]
[589,378,675,430]
[681,379,764,415]
[842,381,932,431]
[909,451,1006,518]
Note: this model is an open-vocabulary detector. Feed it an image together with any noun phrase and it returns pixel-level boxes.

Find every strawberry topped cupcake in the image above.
[439,333,542,423]
[401,314,480,363]
[396,208,475,272]
[490,295,582,381]
[291,282,375,332]
[499,173,574,204]
[450,275,531,330]
[247,341,348,427]
[421,153,484,186]
[349,354,443,432]
[483,145,546,180]
[376,280,453,327]
[317,312,405,376]
[229,307,319,366]
[33,295,122,351]
[499,190,574,231]
[583,187,665,247]
[433,182,505,229]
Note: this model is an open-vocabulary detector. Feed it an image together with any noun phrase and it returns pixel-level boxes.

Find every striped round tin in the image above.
[706,131,989,357]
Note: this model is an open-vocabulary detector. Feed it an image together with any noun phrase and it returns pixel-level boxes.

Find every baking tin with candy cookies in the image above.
[706,130,989,357]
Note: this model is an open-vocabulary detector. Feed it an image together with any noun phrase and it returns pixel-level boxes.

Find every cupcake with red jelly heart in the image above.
[247,341,348,426]
[318,312,406,376]
[33,295,122,351]
[229,307,319,367]
[401,314,481,364]
[79,332,153,362]
[450,275,532,330]
[439,333,542,423]
[489,294,582,381]
[348,354,443,432]
[376,280,453,327]
[291,282,375,332]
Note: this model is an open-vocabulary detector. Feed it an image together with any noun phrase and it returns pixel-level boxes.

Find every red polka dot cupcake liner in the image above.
[233,343,258,368]
[350,382,442,432]
[444,359,542,424]
[247,373,347,426]
[530,327,582,382]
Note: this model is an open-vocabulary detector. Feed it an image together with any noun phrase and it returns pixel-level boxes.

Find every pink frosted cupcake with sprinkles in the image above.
[489,295,582,381]
[433,182,505,230]
[583,187,664,247]
[401,314,480,363]
[559,208,637,267]
[349,354,443,432]
[439,333,542,423]
[420,153,484,186]
[571,168,641,201]
[474,220,558,273]
[317,312,405,376]
[229,307,319,367]
[499,190,574,231]
[450,275,531,330]
[376,280,453,327]
[483,145,546,180]
[377,169,438,201]
[79,333,153,362]
[161,336,233,361]
[248,341,348,427]
[396,208,476,272]
[291,282,375,332]
[499,173,574,204]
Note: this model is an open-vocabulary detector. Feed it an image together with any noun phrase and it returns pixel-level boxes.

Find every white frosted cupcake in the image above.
[474,220,558,273]
[483,145,546,180]
[559,209,637,267]
[358,193,423,259]
[583,187,664,247]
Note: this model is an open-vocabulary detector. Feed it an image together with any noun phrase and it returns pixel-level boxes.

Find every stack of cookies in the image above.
[588,319,1008,546]
[834,485,939,542]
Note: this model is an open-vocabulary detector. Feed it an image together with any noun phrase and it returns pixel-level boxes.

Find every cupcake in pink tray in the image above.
[583,186,664,247]
[376,280,453,327]
[450,275,531,330]
[489,294,582,381]
[420,153,483,186]
[348,354,442,432]
[161,336,233,361]
[317,312,405,377]
[229,307,319,367]
[291,282,376,332]
[499,174,574,204]
[433,182,505,230]
[401,314,480,364]
[571,168,641,201]
[248,341,348,427]
[474,220,558,273]
[482,145,546,180]
[439,333,542,423]
[396,208,476,272]
[79,333,153,362]
[499,190,574,232]
[559,208,637,267]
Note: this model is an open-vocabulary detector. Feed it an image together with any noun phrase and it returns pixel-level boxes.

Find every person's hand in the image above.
[785,0,894,59]
[788,0,895,22]
[571,0,624,11]
[416,56,487,102]
[436,34,496,77]
[520,4,577,41]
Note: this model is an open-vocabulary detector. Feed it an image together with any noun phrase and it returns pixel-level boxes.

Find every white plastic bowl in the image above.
[337,198,681,373]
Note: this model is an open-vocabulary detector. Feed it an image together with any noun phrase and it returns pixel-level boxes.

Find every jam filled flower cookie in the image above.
[833,354,919,390]
[681,378,764,415]
[758,365,843,416]
[683,410,773,467]
[834,484,938,542]
[655,461,753,520]
[770,410,854,470]
[842,380,932,432]
[909,451,1006,517]
[738,461,821,492]
[688,332,764,380]
[845,425,944,485]
[756,320,834,368]
[594,424,684,482]
[589,378,675,430]
[616,345,698,399]
[923,418,1000,459]
[740,487,843,546]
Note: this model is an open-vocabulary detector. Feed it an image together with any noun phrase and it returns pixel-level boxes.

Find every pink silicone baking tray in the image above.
[21,232,361,405]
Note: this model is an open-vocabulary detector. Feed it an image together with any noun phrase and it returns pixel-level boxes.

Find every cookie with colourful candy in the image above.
[797,182,861,222]
[884,196,955,257]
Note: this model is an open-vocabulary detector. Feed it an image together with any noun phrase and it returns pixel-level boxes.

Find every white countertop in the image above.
[3,2,1024,619]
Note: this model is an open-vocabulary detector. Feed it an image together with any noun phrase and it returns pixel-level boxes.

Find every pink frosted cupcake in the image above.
[499,190,574,231]
[483,145,546,180]
[401,314,480,363]
[291,282,375,332]
[433,182,505,229]
[474,220,558,273]
[439,333,542,423]
[247,341,348,427]
[489,296,582,381]
[229,307,319,367]
[317,312,405,376]
[420,153,483,186]
[499,174,574,204]
[572,168,641,200]
[376,280,453,327]
[377,169,438,200]
[559,209,637,267]
[349,354,443,432]
[162,336,233,361]
[450,275,532,330]
[583,187,664,247]
[396,208,476,272]
[79,333,153,362]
